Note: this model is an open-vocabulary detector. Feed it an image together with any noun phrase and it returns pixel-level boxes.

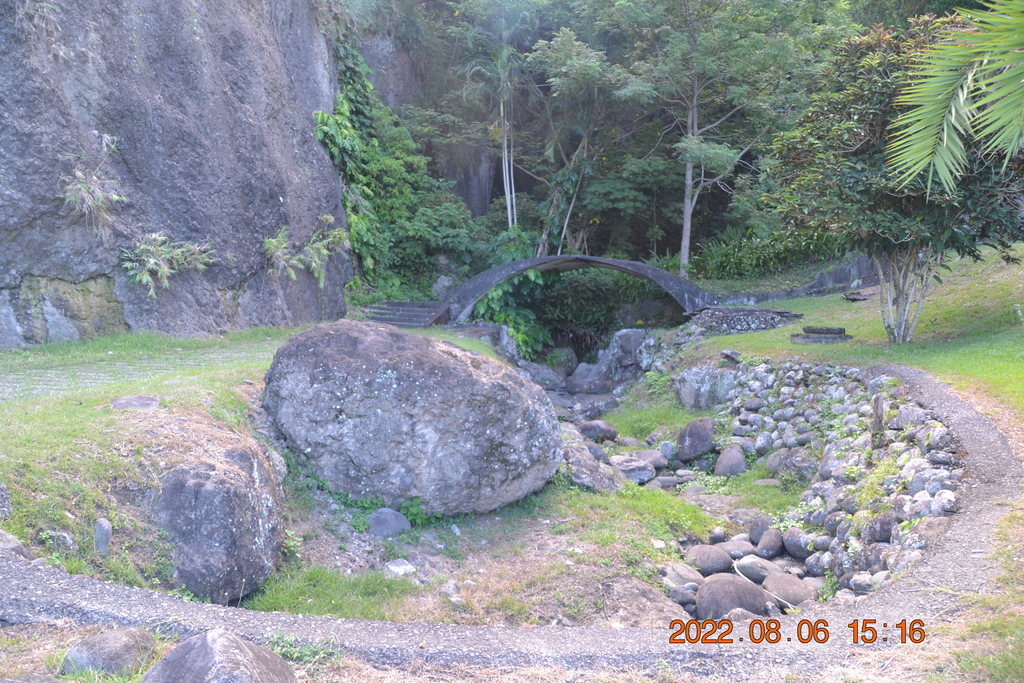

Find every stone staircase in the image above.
[359,301,451,328]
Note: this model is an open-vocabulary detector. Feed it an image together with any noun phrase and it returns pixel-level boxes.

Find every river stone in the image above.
[0,529,34,560]
[714,443,746,477]
[110,395,161,411]
[755,528,784,559]
[156,447,283,604]
[61,628,154,676]
[684,544,734,575]
[735,555,783,584]
[695,574,776,620]
[609,456,656,484]
[782,527,814,560]
[563,442,626,493]
[94,518,112,557]
[368,508,411,537]
[676,417,716,461]
[141,630,295,683]
[715,540,756,560]
[263,321,563,515]
[747,515,772,545]
[663,561,706,588]
[578,420,619,441]
[762,573,816,609]
[860,509,898,543]
[632,449,669,469]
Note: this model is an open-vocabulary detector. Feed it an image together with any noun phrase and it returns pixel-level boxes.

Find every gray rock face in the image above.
[676,417,716,461]
[674,365,737,410]
[0,0,350,347]
[156,448,283,604]
[517,361,567,392]
[141,630,295,683]
[62,628,154,676]
[263,321,563,515]
[566,330,650,394]
[368,509,412,538]
[695,574,776,620]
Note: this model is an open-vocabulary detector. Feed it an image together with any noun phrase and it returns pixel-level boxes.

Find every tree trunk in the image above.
[679,161,695,278]
[872,245,940,344]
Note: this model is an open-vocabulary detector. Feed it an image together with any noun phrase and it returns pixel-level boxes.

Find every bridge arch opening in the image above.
[442,255,717,324]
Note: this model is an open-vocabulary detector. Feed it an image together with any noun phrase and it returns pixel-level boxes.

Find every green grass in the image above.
[242,566,421,620]
[602,371,708,439]
[716,247,1024,414]
[406,327,508,362]
[684,466,805,517]
[952,504,1024,680]
[557,481,714,553]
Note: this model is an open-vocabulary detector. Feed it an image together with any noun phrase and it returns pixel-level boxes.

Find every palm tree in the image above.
[459,10,537,230]
[888,0,1024,192]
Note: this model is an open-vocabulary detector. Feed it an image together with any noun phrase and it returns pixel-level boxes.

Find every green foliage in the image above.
[120,233,216,297]
[770,17,1023,342]
[281,530,303,562]
[888,0,1024,193]
[472,267,553,360]
[263,226,346,289]
[315,44,481,293]
[690,229,842,280]
[535,269,619,356]
[818,568,841,601]
[267,633,339,676]
[59,135,125,238]
[399,497,442,526]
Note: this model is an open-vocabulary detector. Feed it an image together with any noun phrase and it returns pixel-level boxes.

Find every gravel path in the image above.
[1,364,1021,678]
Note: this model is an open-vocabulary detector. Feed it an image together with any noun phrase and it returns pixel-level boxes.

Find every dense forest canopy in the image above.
[311,0,1020,352]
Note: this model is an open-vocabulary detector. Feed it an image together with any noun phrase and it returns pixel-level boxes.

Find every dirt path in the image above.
[1,364,1022,680]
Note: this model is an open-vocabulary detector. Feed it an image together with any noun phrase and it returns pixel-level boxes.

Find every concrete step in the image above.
[361,301,451,328]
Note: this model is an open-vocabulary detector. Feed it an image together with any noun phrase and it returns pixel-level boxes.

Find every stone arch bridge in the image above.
[442,255,718,322]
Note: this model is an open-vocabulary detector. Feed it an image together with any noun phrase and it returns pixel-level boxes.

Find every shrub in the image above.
[120,233,217,297]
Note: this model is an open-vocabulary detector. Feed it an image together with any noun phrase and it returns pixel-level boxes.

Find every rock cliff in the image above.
[0,0,351,347]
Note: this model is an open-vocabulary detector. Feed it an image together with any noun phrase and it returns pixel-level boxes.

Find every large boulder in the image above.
[156,448,283,605]
[674,365,737,411]
[141,630,294,683]
[262,321,563,515]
